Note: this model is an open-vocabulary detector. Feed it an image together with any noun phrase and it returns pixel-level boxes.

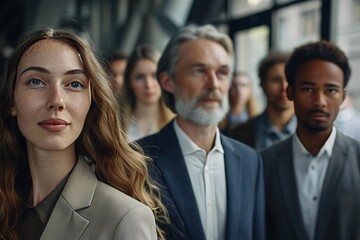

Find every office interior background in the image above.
[1,0,359,110]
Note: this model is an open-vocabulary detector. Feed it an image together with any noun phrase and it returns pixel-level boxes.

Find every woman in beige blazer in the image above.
[0,29,166,240]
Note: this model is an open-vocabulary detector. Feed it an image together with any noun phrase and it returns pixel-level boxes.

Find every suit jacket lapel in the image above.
[40,197,89,240]
[41,156,97,240]
[156,123,206,240]
[314,132,349,240]
[277,138,309,240]
[221,136,243,239]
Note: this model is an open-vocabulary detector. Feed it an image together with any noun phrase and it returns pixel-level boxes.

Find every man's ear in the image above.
[287,85,294,101]
[159,72,175,94]
[342,89,347,103]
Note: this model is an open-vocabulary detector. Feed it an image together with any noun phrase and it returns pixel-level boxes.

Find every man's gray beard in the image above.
[174,93,229,126]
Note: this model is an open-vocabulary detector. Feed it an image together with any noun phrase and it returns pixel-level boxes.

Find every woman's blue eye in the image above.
[70,82,83,88]
[29,79,42,85]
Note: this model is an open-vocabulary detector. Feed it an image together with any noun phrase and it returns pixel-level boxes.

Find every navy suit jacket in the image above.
[261,131,360,240]
[137,121,265,240]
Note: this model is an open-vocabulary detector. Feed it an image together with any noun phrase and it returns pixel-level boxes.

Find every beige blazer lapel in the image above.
[40,196,89,240]
[41,156,97,240]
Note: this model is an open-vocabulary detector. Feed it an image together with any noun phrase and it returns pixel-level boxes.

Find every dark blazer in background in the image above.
[137,121,266,240]
[261,131,360,240]
[40,156,156,240]
[226,115,257,148]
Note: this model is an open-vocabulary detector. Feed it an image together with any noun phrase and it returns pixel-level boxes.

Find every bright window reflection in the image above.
[333,0,360,107]
[235,26,269,110]
[229,0,272,17]
[273,0,321,51]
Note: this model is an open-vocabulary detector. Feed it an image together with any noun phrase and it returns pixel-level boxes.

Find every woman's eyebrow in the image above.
[20,66,49,76]
[19,67,87,76]
[64,69,87,76]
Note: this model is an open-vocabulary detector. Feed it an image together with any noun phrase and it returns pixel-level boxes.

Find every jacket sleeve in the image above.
[114,204,157,240]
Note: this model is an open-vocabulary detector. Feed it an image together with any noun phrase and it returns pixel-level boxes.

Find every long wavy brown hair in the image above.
[0,29,167,240]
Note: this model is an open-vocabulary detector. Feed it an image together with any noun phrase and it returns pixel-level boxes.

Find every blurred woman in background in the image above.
[219,71,259,134]
[122,45,174,142]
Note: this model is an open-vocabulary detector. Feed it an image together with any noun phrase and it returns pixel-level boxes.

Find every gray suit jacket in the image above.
[261,131,360,240]
[40,156,157,240]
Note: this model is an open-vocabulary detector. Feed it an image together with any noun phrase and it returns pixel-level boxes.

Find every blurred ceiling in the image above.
[0,0,226,77]
[0,0,26,47]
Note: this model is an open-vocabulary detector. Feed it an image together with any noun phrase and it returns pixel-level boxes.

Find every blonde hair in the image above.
[121,44,174,132]
[0,29,167,239]
[231,71,259,117]
[219,72,259,130]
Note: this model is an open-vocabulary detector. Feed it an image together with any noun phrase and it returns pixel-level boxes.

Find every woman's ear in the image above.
[10,105,17,117]
[287,85,294,101]
[159,72,175,94]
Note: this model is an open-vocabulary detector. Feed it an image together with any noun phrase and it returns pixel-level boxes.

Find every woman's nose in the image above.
[46,85,65,111]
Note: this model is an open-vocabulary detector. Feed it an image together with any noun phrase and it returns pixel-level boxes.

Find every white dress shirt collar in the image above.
[293,127,337,158]
[173,119,224,156]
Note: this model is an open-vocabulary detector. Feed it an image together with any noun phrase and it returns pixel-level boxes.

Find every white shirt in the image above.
[335,105,360,140]
[293,127,336,240]
[126,117,157,142]
[174,120,227,240]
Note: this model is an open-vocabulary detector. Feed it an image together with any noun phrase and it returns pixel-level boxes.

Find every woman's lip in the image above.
[38,118,70,132]
[144,92,155,97]
[38,118,70,125]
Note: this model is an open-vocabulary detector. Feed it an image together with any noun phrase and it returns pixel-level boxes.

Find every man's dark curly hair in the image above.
[285,40,351,87]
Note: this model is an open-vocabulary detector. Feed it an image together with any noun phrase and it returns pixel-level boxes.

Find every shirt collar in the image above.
[285,115,297,133]
[21,171,70,225]
[173,119,224,156]
[293,127,337,158]
[262,113,297,134]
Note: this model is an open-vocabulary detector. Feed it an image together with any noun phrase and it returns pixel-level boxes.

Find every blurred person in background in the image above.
[107,52,128,98]
[121,45,174,142]
[219,71,259,134]
[228,51,296,150]
[334,94,360,141]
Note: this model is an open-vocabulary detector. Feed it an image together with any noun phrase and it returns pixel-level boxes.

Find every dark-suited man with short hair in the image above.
[137,24,265,240]
[228,51,296,150]
[261,40,360,240]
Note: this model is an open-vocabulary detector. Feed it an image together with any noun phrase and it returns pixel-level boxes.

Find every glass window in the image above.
[333,0,360,108]
[272,0,321,51]
[229,0,273,18]
[275,0,295,4]
[234,25,270,110]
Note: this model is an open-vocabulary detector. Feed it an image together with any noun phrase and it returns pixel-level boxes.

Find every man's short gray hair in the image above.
[157,24,234,112]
